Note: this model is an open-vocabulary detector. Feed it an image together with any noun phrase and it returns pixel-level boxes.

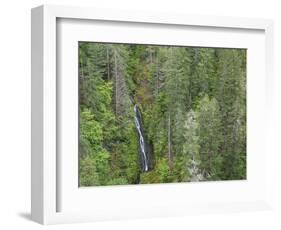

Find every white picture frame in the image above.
[31,5,274,225]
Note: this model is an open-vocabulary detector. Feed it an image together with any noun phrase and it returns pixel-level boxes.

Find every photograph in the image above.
[78,42,247,186]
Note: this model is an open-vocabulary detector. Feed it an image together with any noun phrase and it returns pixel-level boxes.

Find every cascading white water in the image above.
[134,105,149,172]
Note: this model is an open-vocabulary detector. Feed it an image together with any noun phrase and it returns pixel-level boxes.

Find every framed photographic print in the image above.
[31,5,274,224]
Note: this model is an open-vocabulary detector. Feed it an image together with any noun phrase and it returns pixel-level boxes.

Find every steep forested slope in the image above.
[79,42,246,186]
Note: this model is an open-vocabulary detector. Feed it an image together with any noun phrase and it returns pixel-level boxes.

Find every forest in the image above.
[79,42,246,186]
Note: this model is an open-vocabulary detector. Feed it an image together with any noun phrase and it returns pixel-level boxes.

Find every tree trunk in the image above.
[107,47,110,80]
[150,48,153,65]
[168,113,172,168]
[114,49,118,115]
[79,55,84,81]
[156,57,159,95]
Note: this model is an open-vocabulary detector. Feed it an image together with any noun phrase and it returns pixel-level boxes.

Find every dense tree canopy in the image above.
[79,42,246,186]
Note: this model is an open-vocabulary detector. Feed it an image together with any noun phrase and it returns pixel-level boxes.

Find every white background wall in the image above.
[0,0,280,229]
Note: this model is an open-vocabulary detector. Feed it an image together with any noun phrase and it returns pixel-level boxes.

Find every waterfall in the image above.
[134,105,149,172]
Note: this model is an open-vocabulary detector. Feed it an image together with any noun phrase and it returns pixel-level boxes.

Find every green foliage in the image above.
[173,156,190,182]
[95,150,111,185]
[106,177,129,185]
[155,158,171,182]
[80,108,103,151]
[79,150,111,186]
[79,154,99,186]
[79,43,246,186]
[196,95,223,179]
[79,108,112,185]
